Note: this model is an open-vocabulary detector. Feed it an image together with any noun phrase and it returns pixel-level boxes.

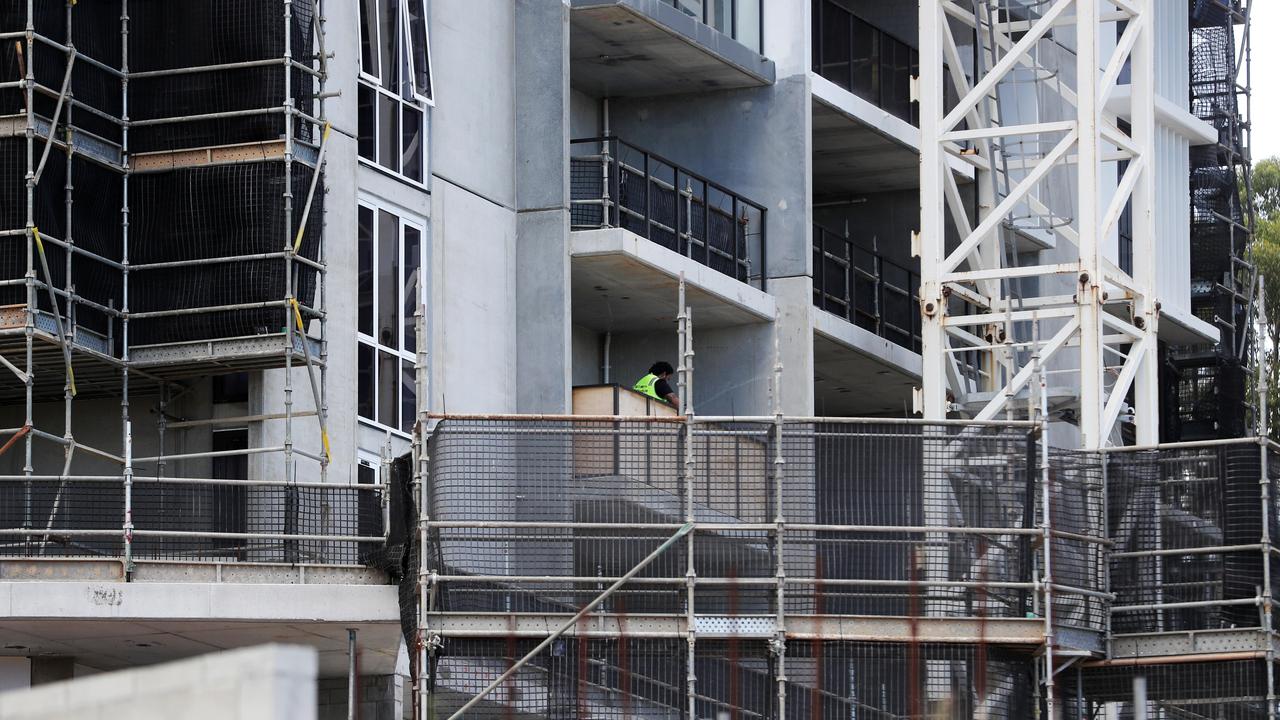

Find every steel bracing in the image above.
[919,0,1161,448]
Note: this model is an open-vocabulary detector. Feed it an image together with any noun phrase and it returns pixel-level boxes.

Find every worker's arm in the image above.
[664,393,681,411]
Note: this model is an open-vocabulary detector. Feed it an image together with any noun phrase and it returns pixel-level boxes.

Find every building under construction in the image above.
[0,0,1269,718]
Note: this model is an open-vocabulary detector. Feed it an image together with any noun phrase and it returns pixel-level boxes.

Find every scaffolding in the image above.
[1165,0,1257,443]
[0,1,378,572]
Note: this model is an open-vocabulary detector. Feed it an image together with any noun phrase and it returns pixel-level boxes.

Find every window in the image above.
[358,0,432,182]
[358,201,423,434]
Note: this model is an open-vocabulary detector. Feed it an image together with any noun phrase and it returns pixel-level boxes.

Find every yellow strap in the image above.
[290,297,306,334]
[320,429,332,464]
[292,122,331,254]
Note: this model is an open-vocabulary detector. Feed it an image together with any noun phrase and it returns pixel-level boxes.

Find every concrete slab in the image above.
[812,307,922,416]
[570,227,775,332]
[569,0,774,98]
[811,74,975,196]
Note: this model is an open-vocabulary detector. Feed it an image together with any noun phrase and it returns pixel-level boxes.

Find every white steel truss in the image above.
[918,0,1160,448]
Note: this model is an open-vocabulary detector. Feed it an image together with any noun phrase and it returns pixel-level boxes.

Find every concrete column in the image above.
[514,0,573,414]
[28,657,73,686]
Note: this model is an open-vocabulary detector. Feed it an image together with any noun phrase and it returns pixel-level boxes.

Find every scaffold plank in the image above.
[427,612,1050,645]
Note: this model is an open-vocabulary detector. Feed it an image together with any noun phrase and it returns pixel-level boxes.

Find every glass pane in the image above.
[358,343,375,420]
[401,359,416,433]
[379,350,397,428]
[378,210,400,350]
[674,0,703,21]
[820,3,851,89]
[377,0,400,87]
[736,0,761,53]
[849,15,877,100]
[402,104,423,182]
[359,0,379,78]
[407,0,432,99]
[706,0,731,36]
[398,3,415,101]
[378,92,400,172]
[358,205,374,336]
[357,84,376,161]
[403,225,421,353]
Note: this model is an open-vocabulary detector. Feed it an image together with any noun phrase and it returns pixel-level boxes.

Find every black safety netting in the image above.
[0,2,125,143]
[1062,659,1271,720]
[0,138,123,338]
[128,161,322,345]
[127,0,318,153]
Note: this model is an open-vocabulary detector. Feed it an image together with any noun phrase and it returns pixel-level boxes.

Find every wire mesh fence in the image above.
[427,637,1039,719]
[1062,658,1272,719]
[424,418,1107,630]
[1107,441,1272,634]
[0,476,385,564]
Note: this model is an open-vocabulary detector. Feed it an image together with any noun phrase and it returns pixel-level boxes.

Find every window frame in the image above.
[356,0,383,84]
[357,196,426,438]
[357,0,432,183]
[403,0,435,107]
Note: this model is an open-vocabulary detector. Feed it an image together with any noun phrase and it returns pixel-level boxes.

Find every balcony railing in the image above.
[811,0,919,125]
[663,0,763,53]
[571,137,767,291]
[813,223,921,353]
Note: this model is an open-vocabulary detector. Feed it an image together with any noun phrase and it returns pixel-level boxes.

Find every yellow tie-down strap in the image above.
[32,227,77,397]
[290,297,331,463]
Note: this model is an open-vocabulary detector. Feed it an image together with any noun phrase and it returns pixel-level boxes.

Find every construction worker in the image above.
[633,361,680,410]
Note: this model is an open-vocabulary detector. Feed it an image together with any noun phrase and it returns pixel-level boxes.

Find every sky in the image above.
[1251,2,1279,162]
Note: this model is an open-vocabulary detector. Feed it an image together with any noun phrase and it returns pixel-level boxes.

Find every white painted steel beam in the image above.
[918,0,1162,446]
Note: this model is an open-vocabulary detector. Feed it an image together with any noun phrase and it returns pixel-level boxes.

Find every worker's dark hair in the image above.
[649,361,675,376]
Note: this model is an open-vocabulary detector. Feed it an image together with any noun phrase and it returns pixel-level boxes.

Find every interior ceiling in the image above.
[571,252,768,332]
[569,4,768,98]
[813,333,919,417]
[0,620,402,678]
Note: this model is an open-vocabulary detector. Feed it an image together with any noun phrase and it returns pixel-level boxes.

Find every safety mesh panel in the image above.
[781,422,1045,622]
[129,161,322,345]
[129,481,382,564]
[0,479,124,558]
[1044,448,1108,632]
[127,0,318,152]
[1108,443,1268,634]
[0,478,382,564]
[428,639,1037,720]
[424,420,1101,628]
[430,637,688,719]
[1062,659,1271,719]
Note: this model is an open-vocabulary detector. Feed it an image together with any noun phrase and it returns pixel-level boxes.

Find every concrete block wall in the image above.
[0,644,318,720]
[317,674,405,720]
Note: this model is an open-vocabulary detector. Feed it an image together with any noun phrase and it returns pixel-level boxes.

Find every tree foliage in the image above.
[1252,157,1280,431]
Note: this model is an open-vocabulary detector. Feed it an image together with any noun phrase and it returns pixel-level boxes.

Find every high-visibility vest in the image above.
[633,373,662,400]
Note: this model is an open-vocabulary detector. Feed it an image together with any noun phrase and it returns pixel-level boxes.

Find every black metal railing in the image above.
[662,0,763,54]
[571,137,767,291]
[812,223,921,353]
[811,0,919,125]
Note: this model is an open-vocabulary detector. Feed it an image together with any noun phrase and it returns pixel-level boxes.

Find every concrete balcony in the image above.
[811,225,922,416]
[569,0,774,98]
[0,476,401,677]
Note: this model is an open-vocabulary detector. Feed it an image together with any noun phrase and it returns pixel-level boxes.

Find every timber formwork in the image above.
[0,1,370,576]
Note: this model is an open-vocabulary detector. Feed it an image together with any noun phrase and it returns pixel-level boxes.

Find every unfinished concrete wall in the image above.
[0,645,318,720]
